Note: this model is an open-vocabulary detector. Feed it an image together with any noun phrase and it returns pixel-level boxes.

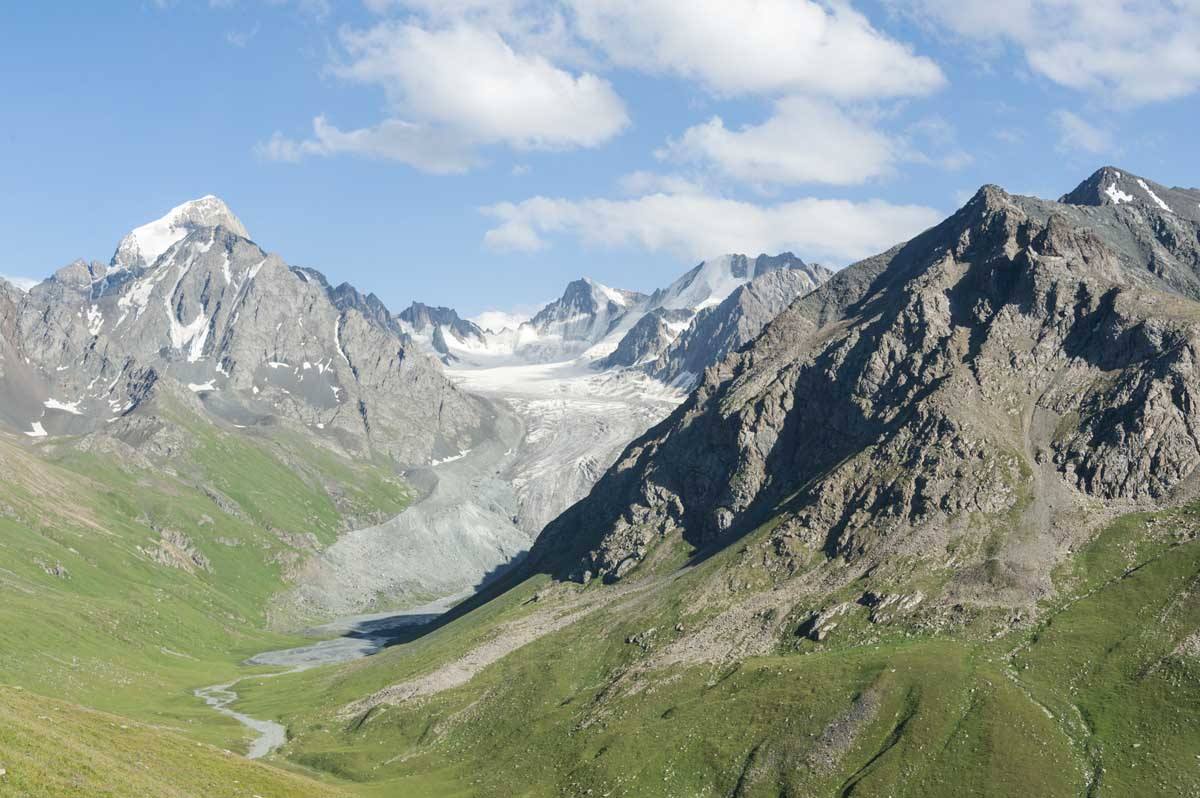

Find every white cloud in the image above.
[336,23,627,149]
[655,101,975,189]
[616,171,705,196]
[363,0,591,68]
[659,97,899,187]
[1052,110,1114,154]
[993,128,1026,144]
[267,21,628,170]
[470,305,541,332]
[0,274,40,292]
[901,115,974,171]
[910,0,1200,104]
[482,191,942,264]
[570,0,945,99]
[258,116,479,173]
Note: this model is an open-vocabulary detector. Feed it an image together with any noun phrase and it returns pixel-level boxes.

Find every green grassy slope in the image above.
[0,407,409,792]
[232,505,1200,797]
[0,686,349,797]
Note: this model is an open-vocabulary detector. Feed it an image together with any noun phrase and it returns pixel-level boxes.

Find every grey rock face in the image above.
[598,308,693,369]
[647,264,831,387]
[315,274,406,337]
[594,253,829,376]
[516,278,647,362]
[532,169,1200,603]
[398,302,487,358]
[5,203,484,465]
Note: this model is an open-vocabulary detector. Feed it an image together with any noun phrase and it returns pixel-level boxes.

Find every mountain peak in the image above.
[550,277,639,315]
[111,195,250,272]
[1059,166,1200,222]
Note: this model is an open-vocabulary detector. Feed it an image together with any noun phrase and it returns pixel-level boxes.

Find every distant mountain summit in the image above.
[398,302,488,361]
[1060,166,1200,224]
[111,195,250,272]
[646,252,812,311]
[647,263,832,385]
[399,252,831,375]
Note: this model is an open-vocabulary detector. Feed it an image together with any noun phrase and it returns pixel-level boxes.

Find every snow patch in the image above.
[188,380,217,393]
[25,422,47,438]
[168,310,210,363]
[1137,179,1172,213]
[431,449,471,466]
[334,318,351,365]
[587,278,629,307]
[44,398,82,415]
[87,305,104,336]
[1104,183,1135,205]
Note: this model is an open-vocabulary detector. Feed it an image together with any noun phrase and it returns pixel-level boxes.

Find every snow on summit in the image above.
[111,195,249,272]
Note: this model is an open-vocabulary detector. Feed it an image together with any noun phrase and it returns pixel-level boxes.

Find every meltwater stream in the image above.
[195,592,466,759]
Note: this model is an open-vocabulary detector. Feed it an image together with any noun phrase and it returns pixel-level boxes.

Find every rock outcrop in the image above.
[648,264,832,387]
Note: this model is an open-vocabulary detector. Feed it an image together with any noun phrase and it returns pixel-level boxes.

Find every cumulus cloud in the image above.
[909,0,1200,104]
[1052,109,1114,154]
[361,0,584,63]
[616,171,706,196]
[570,0,945,99]
[659,97,899,187]
[258,115,480,173]
[470,306,541,332]
[270,1,953,180]
[263,19,627,170]
[335,23,627,149]
[482,191,942,264]
[565,2,950,189]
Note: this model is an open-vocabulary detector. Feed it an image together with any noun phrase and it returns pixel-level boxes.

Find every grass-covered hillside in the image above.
[0,686,349,797]
[227,501,1200,797]
[0,401,409,795]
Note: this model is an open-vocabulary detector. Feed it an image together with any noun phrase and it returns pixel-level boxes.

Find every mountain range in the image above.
[0,196,832,622]
[6,166,1200,797]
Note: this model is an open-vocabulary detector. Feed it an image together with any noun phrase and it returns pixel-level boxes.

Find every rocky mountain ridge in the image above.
[530,167,1200,619]
[401,252,830,378]
[4,203,485,466]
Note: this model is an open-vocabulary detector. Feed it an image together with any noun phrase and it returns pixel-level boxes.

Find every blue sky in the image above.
[2,1,1198,322]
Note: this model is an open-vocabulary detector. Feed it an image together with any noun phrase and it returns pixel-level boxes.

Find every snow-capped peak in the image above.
[583,277,631,308]
[111,195,250,272]
[653,252,808,312]
[1059,166,1200,223]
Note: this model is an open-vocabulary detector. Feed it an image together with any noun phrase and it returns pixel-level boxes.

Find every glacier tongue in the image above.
[444,357,685,536]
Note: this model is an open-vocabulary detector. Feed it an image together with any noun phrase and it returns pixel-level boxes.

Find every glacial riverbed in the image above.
[196,592,465,759]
